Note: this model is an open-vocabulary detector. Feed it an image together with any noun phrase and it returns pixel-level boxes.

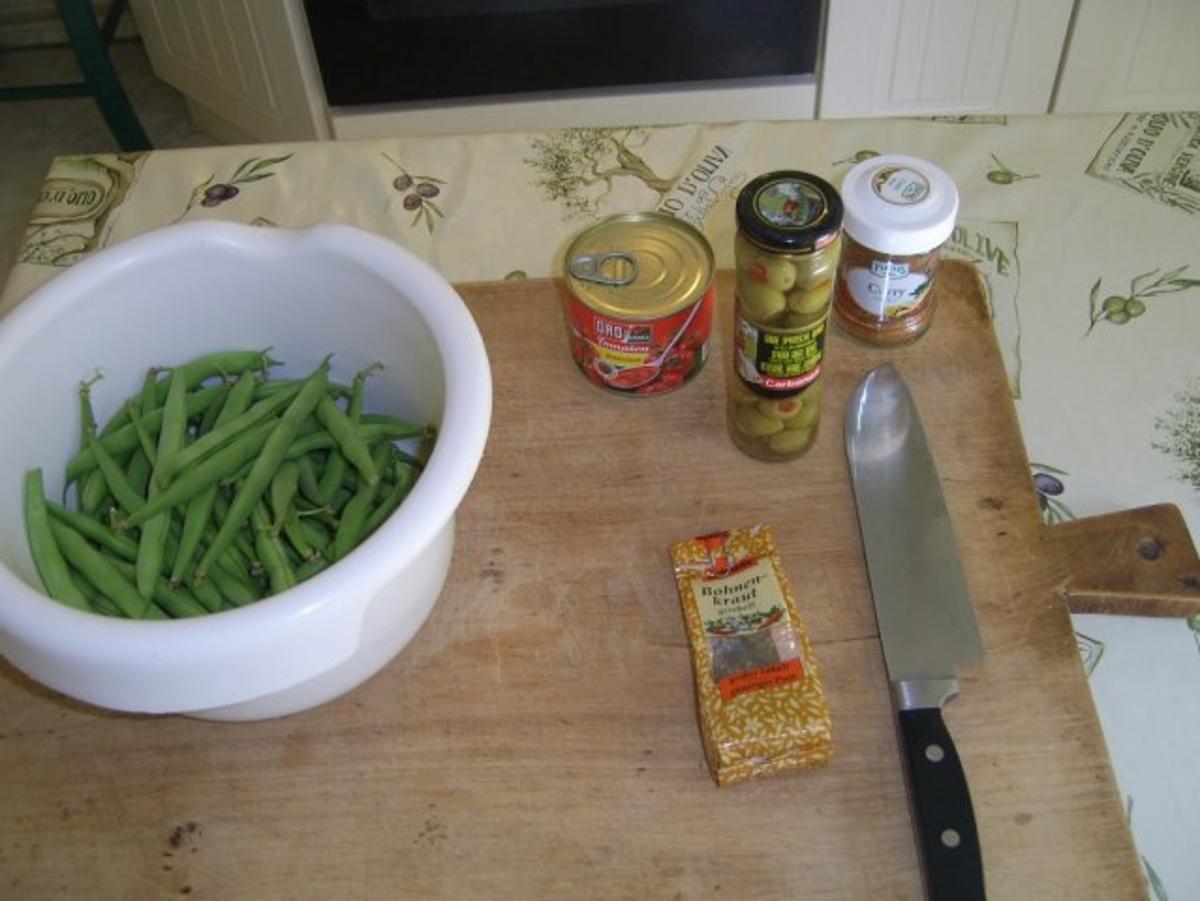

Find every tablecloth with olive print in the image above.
[3,111,1199,900]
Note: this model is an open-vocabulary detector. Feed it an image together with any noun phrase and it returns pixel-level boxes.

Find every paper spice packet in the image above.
[670,524,833,786]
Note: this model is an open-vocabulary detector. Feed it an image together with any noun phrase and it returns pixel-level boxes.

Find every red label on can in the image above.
[565,285,714,396]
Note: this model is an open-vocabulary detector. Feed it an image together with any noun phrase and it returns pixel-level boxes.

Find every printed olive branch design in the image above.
[1085,265,1200,335]
[987,153,1037,184]
[1030,462,1074,524]
[381,153,446,234]
[172,153,293,223]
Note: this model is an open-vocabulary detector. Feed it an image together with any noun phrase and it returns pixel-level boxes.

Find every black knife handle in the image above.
[897,707,985,901]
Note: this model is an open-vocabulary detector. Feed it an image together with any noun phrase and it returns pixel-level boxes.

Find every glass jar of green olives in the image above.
[729,171,843,461]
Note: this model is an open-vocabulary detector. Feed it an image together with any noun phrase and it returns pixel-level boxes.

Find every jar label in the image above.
[565,285,713,396]
[695,555,805,702]
[843,262,932,320]
[870,165,930,206]
[734,305,825,392]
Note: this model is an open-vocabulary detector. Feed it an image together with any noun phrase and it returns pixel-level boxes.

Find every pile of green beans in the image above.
[23,349,432,619]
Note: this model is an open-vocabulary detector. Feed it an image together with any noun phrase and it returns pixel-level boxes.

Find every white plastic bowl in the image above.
[0,222,491,720]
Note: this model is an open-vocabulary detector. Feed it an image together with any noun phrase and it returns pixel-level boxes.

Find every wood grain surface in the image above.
[3,261,1194,900]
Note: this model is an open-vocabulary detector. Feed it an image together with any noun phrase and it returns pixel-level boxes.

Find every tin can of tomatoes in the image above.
[563,211,714,396]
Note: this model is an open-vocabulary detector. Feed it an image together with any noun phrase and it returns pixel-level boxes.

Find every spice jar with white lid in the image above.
[832,154,959,345]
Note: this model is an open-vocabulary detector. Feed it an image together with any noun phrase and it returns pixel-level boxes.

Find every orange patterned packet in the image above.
[670,524,833,786]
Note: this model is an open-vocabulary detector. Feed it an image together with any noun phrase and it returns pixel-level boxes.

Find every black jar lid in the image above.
[736,170,843,253]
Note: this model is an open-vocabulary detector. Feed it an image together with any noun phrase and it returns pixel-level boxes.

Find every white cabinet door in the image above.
[819,0,1075,118]
[128,0,330,142]
[1054,0,1200,113]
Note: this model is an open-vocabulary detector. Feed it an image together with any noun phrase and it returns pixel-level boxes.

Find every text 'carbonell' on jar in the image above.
[832,154,959,345]
[728,171,843,462]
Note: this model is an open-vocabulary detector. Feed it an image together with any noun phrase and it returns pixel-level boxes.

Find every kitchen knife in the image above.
[844,363,986,901]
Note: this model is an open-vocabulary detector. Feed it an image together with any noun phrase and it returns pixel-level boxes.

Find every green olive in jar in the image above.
[791,235,840,285]
[768,427,815,455]
[755,395,805,421]
[781,311,824,330]
[787,278,833,315]
[735,233,798,293]
[733,405,785,437]
[738,281,787,323]
[784,397,821,430]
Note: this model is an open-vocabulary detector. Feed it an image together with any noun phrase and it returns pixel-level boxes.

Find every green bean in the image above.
[349,363,382,424]
[195,381,230,435]
[46,500,139,560]
[206,500,260,576]
[140,367,161,415]
[176,349,280,387]
[357,413,429,436]
[296,454,324,507]
[285,421,432,463]
[362,458,416,540]
[159,382,301,482]
[330,487,353,516]
[269,461,299,535]
[218,370,259,420]
[24,469,90,610]
[317,449,346,505]
[79,468,110,517]
[124,401,157,467]
[154,369,191,487]
[171,487,216,585]
[78,376,115,518]
[298,513,332,557]
[124,447,152,501]
[295,555,329,581]
[251,501,296,594]
[316,396,378,487]
[191,578,225,614]
[194,358,330,584]
[90,591,123,617]
[208,495,261,573]
[257,378,351,400]
[169,372,258,585]
[333,443,391,560]
[97,351,272,440]
[78,372,103,449]
[209,565,260,606]
[91,366,159,439]
[65,386,226,482]
[84,427,145,516]
[49,519,151,618]
[218,542,255,585]
[280,505,317,561]
[144,349,282,411]
[138,367,188,600]
[105,554,206,618]
[124,421,276,528]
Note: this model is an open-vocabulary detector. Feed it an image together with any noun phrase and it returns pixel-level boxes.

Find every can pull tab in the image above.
[569,252,638,287]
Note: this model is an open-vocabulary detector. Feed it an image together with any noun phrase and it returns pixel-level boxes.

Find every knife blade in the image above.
[844,363,986,901]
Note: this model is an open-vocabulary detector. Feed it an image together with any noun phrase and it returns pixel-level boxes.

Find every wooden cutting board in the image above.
[2,262,1198,899]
